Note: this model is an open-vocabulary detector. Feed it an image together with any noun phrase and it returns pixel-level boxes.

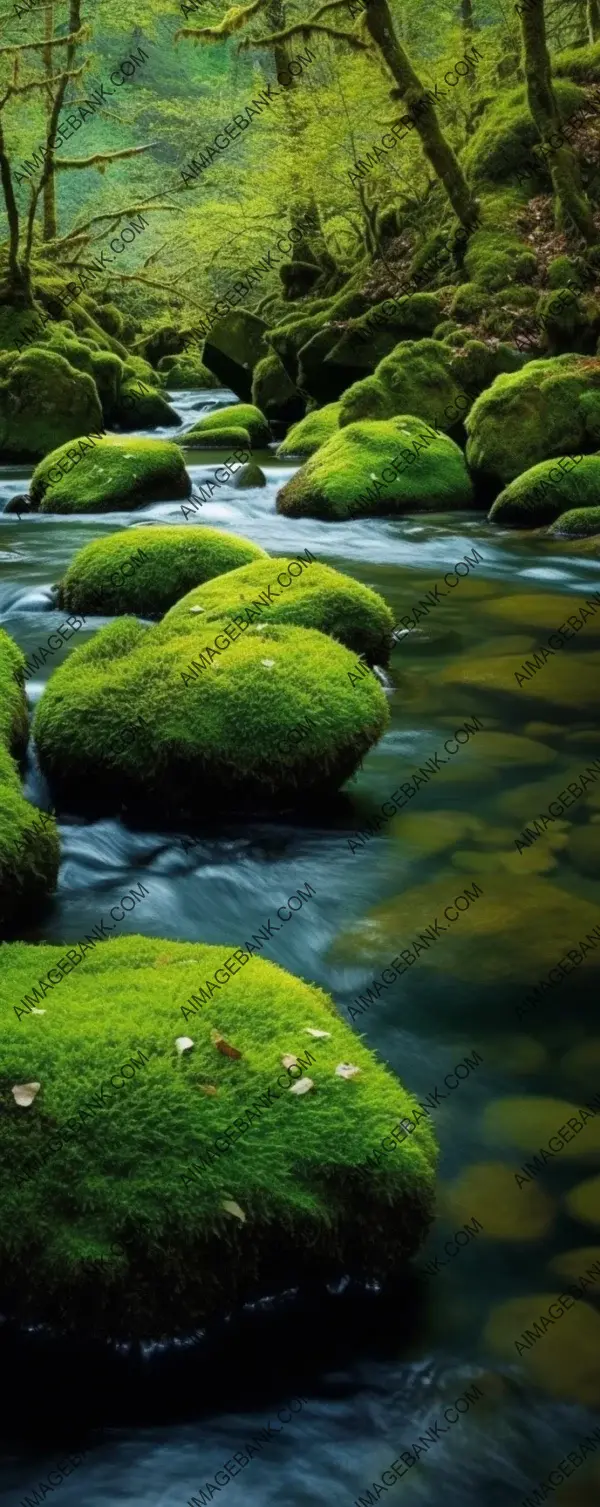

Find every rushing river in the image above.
[1,389,599,1507]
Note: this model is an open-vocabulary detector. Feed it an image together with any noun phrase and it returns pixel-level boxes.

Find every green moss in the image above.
[449,339,524,394]
[0,934,436,1337]
[434,321,461,341]
[251,351,301,423]
[277,402,341,457]
[465,354,600,489]
[89,350,123,419]
[267,316,326,385]
[277,417,474,521]
[93,302,124,339]
[339,340,467,432]
[29,436,191,514]
[33,616,389,813]
[450,283,487,321]
[536,289,596,354]
[0,630,59,929]
[115,381,180,429]
[464,228,537,291]
[349,292,442,347]
[547,255,585,289]
[489,455,600,527]
[122,356,156,386]
[58,526,267,617]
[180,403,269,448]
[160,354,220,388]
[0,347,102,461]
[159,557,394,665]
[463,79,587,188]
[178,425,251,450]
[553,41,600,82]
[548,504,600,537]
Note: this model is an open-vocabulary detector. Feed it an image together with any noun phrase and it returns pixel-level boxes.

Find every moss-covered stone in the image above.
[465,354,600,491]
[277,402,341,457]
[158,354,220,389]
[179,404,269,449]
[251,350,303,425]
[537,289,599,355]
[464,228,537,291]
[58,526,267,617]
[489,455,600,527]
[547,255,586,289]
[93,302,124,339]
[113,381,180,429]
[268,315,327,387]
[0,347,102,461]
[463,79,586,189]
[276,417,474,521]
[0,630,59,930]
[159,557,394,665]
[450,283,488,321]
[136,322,187,367]
[29,436,191,514]
[178,425,251,451]
[553,41,600,83]
[549,505,600,537]
[339,340,467,432]
[0,934,436,1337]
[33,616,389,814]
[232,461,266,488]
[203,311,270,402]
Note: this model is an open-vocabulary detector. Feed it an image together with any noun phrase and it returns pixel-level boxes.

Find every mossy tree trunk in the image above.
[588,0,600,41]
[24,0,81,264]
[0,117,29,302]
[42,3,57,242]
[362,0,480,231]
[519,0,597,243]
[461,0,476,85]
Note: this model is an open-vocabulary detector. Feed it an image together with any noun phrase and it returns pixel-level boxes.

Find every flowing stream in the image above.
[1,389,599,1506]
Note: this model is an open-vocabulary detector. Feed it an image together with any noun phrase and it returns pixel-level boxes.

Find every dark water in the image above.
[1,390,600,1506]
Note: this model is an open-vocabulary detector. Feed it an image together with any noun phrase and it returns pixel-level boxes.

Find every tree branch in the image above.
[0,26,88,53]
[238,20,371,49]
[0,61,86,109]
[54,143,158,171]
[46,201,181,247]
[174,0,265,42]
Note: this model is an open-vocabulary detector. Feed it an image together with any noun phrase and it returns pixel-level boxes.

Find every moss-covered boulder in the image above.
[179,404,269,449]
[0,934,436,1337]
[232,461,266,488]
[464,227,537,290]
[178,425,251,451]
[549,505,600,537]
[277,417,474,520]
[33,616,389,814]
[28,436,191,514]
[57,526,267,617]
[0,631,59,930]
[553,41,600,83]
[489,455,600,528]
[536,289,599,355]
[112,380,180,429]
[251,350,304,425]
[159,557,394,665]
[0,347,102,461]
[339,340,469,433]
[158,353,220,389]
[463,78,586,189]
[277,402,341,457]
[203,311,270,402]
[465,355,600,491]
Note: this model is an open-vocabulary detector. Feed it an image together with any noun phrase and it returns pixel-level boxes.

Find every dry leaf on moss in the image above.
[199,1083,218,1096]
[304,1028,331,1038]
[175,1036,194,1054]
[12,1082,41,1107]
[335,1063,361,1079]
[289,1076,314,1095]
[29,1007,45,1016]
[282,1053,299,1069]
[210,1030,242,1060]
[222,1199,246,1222]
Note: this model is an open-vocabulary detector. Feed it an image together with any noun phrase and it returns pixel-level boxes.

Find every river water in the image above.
[1,389,599,1507]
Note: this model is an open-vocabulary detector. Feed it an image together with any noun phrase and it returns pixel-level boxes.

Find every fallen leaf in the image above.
[222,1199,246,1222]
[189,606,204,614]
[289,1076,314,1095]
[282,1053,299,1069]
[335,1063,361,1079]
[210,1030,242,1060]
[29,1007,45,1016]
[12,1082,41,1108]
[198,1083,218,1096]
[175,1036,194,1054]
[304,1028,331,1038]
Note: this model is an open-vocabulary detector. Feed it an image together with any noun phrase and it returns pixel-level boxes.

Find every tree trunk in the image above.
[24,0,81,263]
[519,0,596,243]
[461,0,476,86]
[588,0,600,42]
[42,4,57,241]
[363,0,480,232]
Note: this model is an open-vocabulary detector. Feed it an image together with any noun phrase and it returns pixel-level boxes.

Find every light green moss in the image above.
[0,934,436,1337]
[339,341,467,432]
[464,229,537,291]
[58,526,267,617]
[277,402,341,457]
[29,436,191,514]
[0,347,102,461]
[160,354,220,389]
[553,42,600,83]
[251,351,301,422]
[465,354,600,489]
[33,617,390,812]
[450,283,487,321]
[463,79,586,188]
[548,504,600,537]
[159,557,394,665]
[178,425,251,450]
[0,630,59,929]
[115,381,180,429]
[547,256,585,289]
[276,417,474,521]
[181,403,269,448]
[489,456,600,527]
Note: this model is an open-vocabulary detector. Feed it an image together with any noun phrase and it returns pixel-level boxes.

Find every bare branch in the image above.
[0,61,86,107]
[46,201,180,247]
[0,25,88,52]
[54,143,158,171]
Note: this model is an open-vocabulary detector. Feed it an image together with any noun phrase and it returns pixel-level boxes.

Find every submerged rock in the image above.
[58,526,267,617]
[276,417,474,520]
[203,310,270,402]
[490,456,600,528]
[0,630,59,930]
[446,1162,554,1240]
[28,436,191,514]
[158,556,395,665]
[465,354,600,492]
[0,346,102,460]
[231,461,266,488]
[178,425,251,451]
[33,618,389,815]
[549,505,600,537]
[1,934,437,1338]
